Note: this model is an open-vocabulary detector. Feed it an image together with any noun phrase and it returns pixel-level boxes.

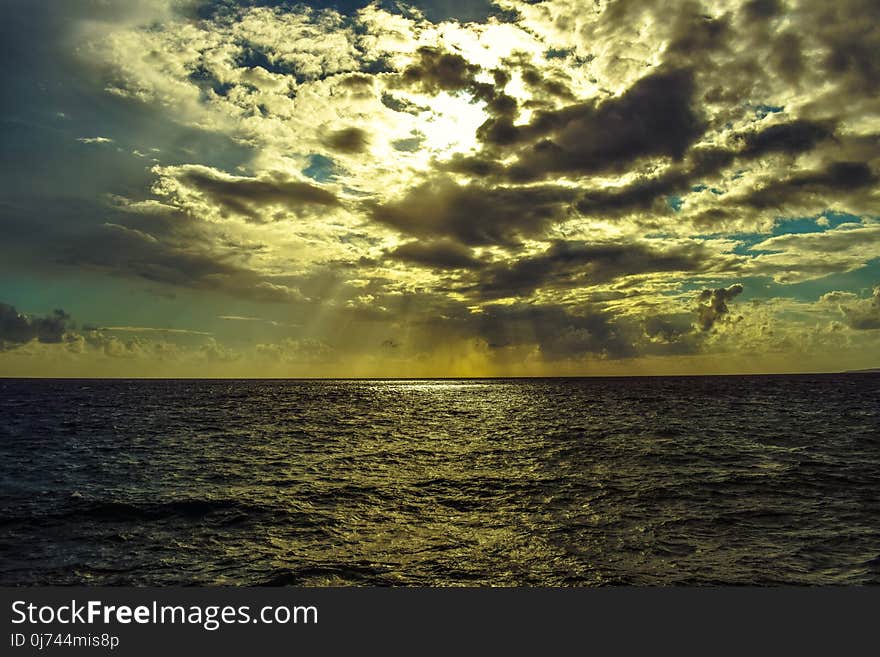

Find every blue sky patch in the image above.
[690,183,724,195]
[667,195,683,212]
[771,211,860,236]
[754,103,784,119]
[303,154,338,182]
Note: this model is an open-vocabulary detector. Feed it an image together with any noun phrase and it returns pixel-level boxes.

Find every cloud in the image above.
[571,117,847,222]
[4,0,880,375]
[695,284,744,331]
[255,337,332,363]
[745,221,880,283]
[446,299,711,361]
[387,238,484,270]
[76,136,114,144]
[741,161,876,210]
[370,176,577,246]
[199,337,240,362]
[399,46,481,94]
[0,305,194,360]
[166,165,340,222]
[0,303,72,350]
[60,216,305,303]
[0,298,322,366]
[822,285,880,330]
[323,126,370,154]
[218,315,263,322]
[461,302,639,360]
[465,239,720,299]
[99,326,212,336]
[575,170,693,218]
[737,119,834,157]
[477,67,705,181]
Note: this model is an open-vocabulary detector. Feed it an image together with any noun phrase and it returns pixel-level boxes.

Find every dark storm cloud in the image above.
[467,240,717,299]
[474,303,637,359]
[324,127,370,154]
[458,301,705,360]
[399,46,481,94]
[599,0,876,98]
[395,46,521,132]
[476,68,704,179]
[843,286,880,330]
[387,239,484,270]
[809,0,880,92]
[742,0,782,21]
[695,284,744,331]
[516,61,575,101]
[575,171,692,217]
[394,46,523,137]
[342,288,708,361]
[177,167,339,221]
[743,161,876,209]
[60,215,302,303]
[336,73,377,100]
[767,31,805,85]
[442,115,853,229]
[737,119,834,157]
[575,119,838,219]
[665,7,731,58]
[0,303,72,349]
[644,314,696,345]
[422,2,876,233]
[382,8,876,242]
[373,295,641,359]
[380,92,428,115]
[472,73,520,121]
[370,177,577,246]
[594,0,732,57]
[442,153,507,179]
[698,0,880,111]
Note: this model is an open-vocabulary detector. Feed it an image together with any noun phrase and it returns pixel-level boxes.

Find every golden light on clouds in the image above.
[0,0,878,377]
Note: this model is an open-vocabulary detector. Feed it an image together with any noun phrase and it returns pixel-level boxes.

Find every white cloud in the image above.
[77,136,113,144]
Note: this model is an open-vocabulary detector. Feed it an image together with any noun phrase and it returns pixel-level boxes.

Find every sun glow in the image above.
[415,91,488,156]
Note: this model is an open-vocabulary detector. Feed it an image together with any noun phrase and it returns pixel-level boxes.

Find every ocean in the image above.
[1,375,878,586]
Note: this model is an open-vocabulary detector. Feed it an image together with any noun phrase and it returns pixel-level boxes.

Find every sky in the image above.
[0,0,878,377]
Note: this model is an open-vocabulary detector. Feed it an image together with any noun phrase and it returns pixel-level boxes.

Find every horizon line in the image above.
[2,369,878,382]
